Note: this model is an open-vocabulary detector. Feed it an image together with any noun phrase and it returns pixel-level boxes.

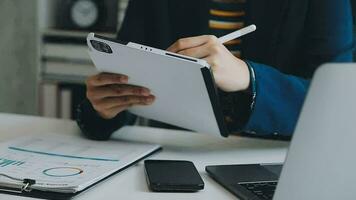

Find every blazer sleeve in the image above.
[76,99,137,140]
[237,0,354,137]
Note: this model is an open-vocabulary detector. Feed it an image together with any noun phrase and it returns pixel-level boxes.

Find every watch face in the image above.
[70,0,99,28]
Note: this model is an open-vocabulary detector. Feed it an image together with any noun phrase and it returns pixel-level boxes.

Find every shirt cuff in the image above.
[75,98,136,140]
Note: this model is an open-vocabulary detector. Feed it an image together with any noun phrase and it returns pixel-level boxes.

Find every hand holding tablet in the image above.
[86,25,256,136]
[86,73,155,119]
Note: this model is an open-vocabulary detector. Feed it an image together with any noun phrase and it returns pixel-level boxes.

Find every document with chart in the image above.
[0,135,160,194]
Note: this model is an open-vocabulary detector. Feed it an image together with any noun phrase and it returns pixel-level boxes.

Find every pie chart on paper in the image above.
[43,167,84,177]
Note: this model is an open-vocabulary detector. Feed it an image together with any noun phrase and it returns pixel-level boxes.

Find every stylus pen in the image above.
[218,24,257,44]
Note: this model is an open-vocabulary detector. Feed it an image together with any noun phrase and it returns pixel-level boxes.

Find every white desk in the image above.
[0,113,289,200]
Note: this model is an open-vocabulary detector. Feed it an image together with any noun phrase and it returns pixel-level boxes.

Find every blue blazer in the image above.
[76,0,354,140]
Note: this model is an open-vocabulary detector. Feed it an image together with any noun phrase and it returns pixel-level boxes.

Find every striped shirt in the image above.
[209,0,246,58]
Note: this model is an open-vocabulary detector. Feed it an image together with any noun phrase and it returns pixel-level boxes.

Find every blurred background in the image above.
[0,0,128,119]
[0,0,355,120]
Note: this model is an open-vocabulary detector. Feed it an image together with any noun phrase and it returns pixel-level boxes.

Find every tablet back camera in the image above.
[90,40,113,54]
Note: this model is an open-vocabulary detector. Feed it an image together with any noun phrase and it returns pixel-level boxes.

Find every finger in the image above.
[100,99,153,119]
[96,95,155,110]
[98,105,129,119]
[88,84,151,100]
[106,98,153,114]
[177,43,211,59]
[110,106,129,115]
[87,73,128,87]
[167,35,217,53]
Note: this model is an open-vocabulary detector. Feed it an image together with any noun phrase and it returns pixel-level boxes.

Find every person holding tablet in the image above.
[76,0,353,140]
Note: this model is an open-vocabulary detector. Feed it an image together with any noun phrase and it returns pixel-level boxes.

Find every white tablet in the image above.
[87,33,228,137]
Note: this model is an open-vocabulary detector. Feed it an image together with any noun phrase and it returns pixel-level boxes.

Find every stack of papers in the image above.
[0,135,160,193]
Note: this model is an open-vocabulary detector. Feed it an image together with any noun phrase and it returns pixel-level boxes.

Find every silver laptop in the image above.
[206,64,356,200]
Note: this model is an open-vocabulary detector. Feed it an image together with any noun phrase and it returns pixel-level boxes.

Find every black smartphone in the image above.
[144,160,204,192]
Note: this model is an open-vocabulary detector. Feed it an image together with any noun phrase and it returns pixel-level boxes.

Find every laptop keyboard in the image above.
[239,181,277,200]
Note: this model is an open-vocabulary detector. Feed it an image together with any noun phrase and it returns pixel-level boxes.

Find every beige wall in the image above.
[0,0,39,115]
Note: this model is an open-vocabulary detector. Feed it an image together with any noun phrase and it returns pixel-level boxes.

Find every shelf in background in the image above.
[41,61,97,83]
[42,43,91,62]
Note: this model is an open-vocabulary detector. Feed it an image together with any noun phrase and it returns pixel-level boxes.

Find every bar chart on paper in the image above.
[0,157,25,167]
